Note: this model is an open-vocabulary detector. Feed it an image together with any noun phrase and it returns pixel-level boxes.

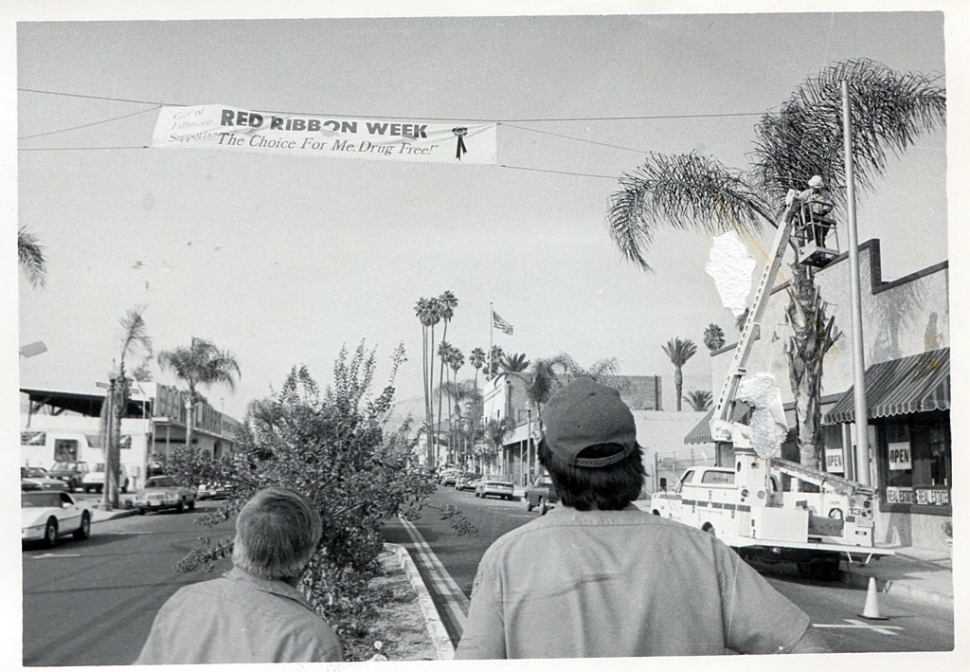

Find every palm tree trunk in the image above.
[674,367,683,411]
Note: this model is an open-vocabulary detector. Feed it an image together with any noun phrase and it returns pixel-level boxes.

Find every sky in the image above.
[4,2,969,670]
[10,5,958,425]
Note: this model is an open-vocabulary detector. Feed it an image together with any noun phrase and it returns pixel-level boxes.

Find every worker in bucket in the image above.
[798,174,836,246]
[455,377,830,659]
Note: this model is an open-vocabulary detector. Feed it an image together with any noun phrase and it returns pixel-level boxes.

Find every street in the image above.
[22,499,233,667]
[385,486,955,654]
[23,488,953,666]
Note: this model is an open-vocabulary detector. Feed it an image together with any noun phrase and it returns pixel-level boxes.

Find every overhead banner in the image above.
[152,105,497,165]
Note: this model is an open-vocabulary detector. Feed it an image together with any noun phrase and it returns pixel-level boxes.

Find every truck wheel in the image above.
[526,498,534,512]
[73,512,91,540]
[96,485,103,494]
[651,510,661,516]
[122,480,129,494]
[177,500,185,514]
[797,556,841,581]
[188,499,196,511]
[539,498,548,515]
[44,518,58,548]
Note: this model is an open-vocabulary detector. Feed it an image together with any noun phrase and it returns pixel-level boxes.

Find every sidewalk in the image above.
[840,544,954,609]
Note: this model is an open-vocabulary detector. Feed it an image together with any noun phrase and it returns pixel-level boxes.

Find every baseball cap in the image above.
[541,378,637,468]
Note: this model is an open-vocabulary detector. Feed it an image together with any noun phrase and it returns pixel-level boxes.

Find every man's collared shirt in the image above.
[136,567,342,664]
[455,505,810,659]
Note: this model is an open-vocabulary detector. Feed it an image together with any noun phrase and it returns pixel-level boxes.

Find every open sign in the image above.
[888,442,911,470]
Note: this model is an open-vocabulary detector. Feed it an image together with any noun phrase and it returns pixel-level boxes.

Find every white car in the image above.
[475,474,516,500]
[81,462,130,494]
[21,467,69,492]
[22,491,92,547]
[133,476,197,514]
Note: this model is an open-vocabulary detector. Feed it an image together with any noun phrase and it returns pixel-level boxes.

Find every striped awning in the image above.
[825,348,950,424]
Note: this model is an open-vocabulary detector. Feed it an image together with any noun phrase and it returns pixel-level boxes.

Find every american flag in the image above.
[492,310,514,335]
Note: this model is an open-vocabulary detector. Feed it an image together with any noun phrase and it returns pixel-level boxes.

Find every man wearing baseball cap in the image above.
[455,377,828,659]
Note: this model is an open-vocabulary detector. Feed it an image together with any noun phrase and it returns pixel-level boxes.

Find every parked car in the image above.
[132,476,197,514]
[524,474,559,514]
[81,462,130,494]
[21,490,92,547]
[48,461,91,492]
[21,466,69,492]
[197,481,233,500]
[475,474,516,500]
[455,472,481,491]
[438,468,461,487]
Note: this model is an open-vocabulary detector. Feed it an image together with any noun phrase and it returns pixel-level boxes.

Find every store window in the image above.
[882,415,951,513]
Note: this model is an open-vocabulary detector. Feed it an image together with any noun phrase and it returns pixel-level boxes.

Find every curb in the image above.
[91,508,139,523]
[386,543,456,661]
[840,567,954,610]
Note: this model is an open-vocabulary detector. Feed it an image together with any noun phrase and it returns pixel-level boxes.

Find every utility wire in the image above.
[18,87,770,124]
[499,164,619,180]
[18,106,161,141]
[500,123,651,155]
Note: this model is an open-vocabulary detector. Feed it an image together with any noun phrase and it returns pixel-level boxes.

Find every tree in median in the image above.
[662,338,697,412]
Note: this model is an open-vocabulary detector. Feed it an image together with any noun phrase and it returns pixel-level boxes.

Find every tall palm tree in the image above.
[414,297,440,464]
[435,291,458,445]
[158,337,241,454]
[499,352,531,376]
[100,306,152,508]
[607,59,945,467]
[18,226,46,288]
[469,347,486,391]
[662,338,697,412]
[487,345,505,380]
[684,390,714,412]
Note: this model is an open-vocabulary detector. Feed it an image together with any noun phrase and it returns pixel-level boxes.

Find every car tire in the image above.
[44,518,58,548]
[73,512,91,540]
[177,499,185,514]
[122,480,129,494]
[526,498,534,512]
[96,485,103,494]
[539,498,548,515]
[137,508,146,515]
[188,499,196,511]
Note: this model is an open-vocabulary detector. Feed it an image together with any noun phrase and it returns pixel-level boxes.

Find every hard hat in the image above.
[808,175,824,188]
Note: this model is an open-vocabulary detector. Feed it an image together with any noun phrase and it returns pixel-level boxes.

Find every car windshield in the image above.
[52,462,75,471]
[23,468,48,478]
[146,477,177,488]
[22,492,62,508]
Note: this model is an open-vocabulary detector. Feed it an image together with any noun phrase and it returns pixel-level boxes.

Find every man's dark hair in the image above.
[538,438,644,510]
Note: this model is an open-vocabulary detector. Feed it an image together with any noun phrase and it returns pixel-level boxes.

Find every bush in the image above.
[174,342,437,658]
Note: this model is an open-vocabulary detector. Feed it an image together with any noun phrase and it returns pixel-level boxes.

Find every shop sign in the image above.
[915,488,949,506]
[888,441,912,470]
[824,448,844,473]
[886,487,915,504]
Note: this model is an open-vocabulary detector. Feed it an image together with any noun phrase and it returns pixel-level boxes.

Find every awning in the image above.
[825,348,950,424]
[684,403,752,444]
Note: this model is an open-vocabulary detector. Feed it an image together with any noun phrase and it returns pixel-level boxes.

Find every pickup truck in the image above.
[524,475,559,514]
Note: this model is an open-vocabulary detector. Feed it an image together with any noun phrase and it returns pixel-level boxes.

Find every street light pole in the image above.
[843,80,871,486]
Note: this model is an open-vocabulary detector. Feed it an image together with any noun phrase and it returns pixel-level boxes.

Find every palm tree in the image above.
[662,338,697,412]
[435,291,458,447]
[414,297,441,464]
[684,390,714,412]
[487,345,505,380]
[607,59,945,467]
[18,226,46,288]
[499,352,531,376]
[703,324,726,352]
[158,337,241,454]
[101,306,152,508]
[469,347,486,391]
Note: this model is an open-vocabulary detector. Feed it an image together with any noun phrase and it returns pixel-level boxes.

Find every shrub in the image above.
[174,342,437,658]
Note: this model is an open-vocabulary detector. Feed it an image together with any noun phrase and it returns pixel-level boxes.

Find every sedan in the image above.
[21,467,69,492]
[22,491,92,547]
[132,476,197,514]
[197,481,233,500]
[455,472,481,492]
[524,475,559,514]
[475,474,516,500]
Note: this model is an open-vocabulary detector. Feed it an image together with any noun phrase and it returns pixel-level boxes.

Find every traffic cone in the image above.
[859,577,888,620]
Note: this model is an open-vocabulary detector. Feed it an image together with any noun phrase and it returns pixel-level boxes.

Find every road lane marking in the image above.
[29,553,82,559]
[398,516,469,638]
[815,619,903,636]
